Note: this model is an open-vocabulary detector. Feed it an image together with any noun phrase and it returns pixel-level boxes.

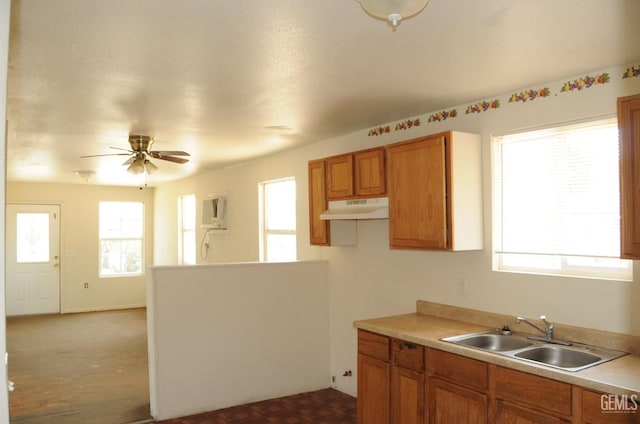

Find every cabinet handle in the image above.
[403,342,416,350]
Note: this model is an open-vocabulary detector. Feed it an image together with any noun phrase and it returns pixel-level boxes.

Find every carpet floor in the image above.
[7,308,152,424]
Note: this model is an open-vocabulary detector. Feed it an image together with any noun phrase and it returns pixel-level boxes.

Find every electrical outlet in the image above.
[84,282,89,289]
[458,278,467,297]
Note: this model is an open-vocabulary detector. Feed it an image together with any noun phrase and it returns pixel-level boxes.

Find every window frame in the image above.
[98,201,144,278]
[178,194,196,265]
[492,117,633,281]
[259,177,297,262]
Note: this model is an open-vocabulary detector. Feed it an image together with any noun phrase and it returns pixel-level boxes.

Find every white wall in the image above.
[0,0,11,419]
[6,182,153,313]
[146,261,330,420]
[154,63,640,397]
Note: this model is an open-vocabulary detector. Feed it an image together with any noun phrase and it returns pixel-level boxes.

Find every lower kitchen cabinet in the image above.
[356,330,638,424]
[357,330,390,424]
[391,365,424,423]
[357,331,426,424]
[494,366,572,421]
[428,377,487,424]
[495,400,569,424]
[391,339,425,424]
[358,353,390,424]
[578,387,639,424]
[427,348,488,424]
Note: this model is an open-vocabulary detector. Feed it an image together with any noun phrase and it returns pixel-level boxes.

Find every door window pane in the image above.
[16,213,49,263]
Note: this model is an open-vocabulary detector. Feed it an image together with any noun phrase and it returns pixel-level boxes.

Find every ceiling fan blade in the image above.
[81,153,132,158]
[154,155,189,164]
[109,146,134,153]
[149,150,191,157]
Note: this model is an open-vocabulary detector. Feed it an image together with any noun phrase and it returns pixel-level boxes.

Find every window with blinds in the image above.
[493,118,632,280]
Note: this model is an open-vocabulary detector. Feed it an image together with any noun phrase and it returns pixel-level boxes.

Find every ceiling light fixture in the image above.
[75,170,95,183]
[125,154,159,176]
[127,154,146,175]
[144,159,158,175]
[358,0,430,28]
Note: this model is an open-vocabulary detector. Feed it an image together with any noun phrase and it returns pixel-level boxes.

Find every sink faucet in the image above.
[516,315,553,339]
[515,315,572,346]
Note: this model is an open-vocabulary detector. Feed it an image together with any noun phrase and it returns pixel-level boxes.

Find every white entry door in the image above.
[6,204,61,316]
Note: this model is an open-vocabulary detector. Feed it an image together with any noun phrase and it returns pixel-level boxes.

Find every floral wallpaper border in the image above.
[428,109,457,122]
[368,126,390,137]
[465,99,500,114]
[560,73,610,92]
[395,119,420,131]
[509,87,550,103]
[623,66,640,79]
[367,65,638,137]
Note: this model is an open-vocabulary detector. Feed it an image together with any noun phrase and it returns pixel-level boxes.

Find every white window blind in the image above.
[493,118,632,280]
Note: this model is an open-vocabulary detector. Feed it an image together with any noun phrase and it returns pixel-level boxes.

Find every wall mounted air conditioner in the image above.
[201,195,228,233]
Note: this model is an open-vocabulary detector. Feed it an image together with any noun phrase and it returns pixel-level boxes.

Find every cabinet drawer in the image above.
[427,348,488,392]
[495,366,572,418]
[358,330,390,361]
[392,339,424,371]
[581,388,639,423]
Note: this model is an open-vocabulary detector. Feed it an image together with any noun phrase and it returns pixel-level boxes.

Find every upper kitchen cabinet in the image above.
[326,148,386,200]
[386,131,483,251]
[308,159,330,245]
[326,154,354,199]
[618,93,640,260]
[354,148,386,197]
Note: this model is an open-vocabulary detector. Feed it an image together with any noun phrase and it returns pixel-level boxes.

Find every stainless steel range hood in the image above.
[319,197,389,220]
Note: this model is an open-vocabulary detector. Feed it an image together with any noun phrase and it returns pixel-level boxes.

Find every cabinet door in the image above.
[428,377,487,424]
[326,154,354,199]
[358,353,390,424]
[579,388,639,424]
[308,160,330,245]
[495,400,569,424]
[494,366,572,419]
[355,148,386,196]
[391,365,424,424]
[617,93,640,259]
[386,134,449,249]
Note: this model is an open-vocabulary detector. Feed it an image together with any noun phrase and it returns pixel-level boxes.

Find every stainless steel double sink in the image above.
[441,331,627,372]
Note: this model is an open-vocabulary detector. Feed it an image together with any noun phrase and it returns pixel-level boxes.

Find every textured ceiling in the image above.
[6,0,640,186]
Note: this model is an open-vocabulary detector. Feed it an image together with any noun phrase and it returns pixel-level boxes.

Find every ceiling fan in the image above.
[81,134,190,175]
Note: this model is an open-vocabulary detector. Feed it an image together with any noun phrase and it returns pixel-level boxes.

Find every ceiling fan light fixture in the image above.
[127,156,146,175]
[358,0,430,27]
[144,159,158,175]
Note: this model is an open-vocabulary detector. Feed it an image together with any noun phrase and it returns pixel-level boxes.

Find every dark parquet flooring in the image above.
[155,389,357,424]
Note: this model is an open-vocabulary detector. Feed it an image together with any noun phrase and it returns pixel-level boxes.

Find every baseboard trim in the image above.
[62,304,146,314]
